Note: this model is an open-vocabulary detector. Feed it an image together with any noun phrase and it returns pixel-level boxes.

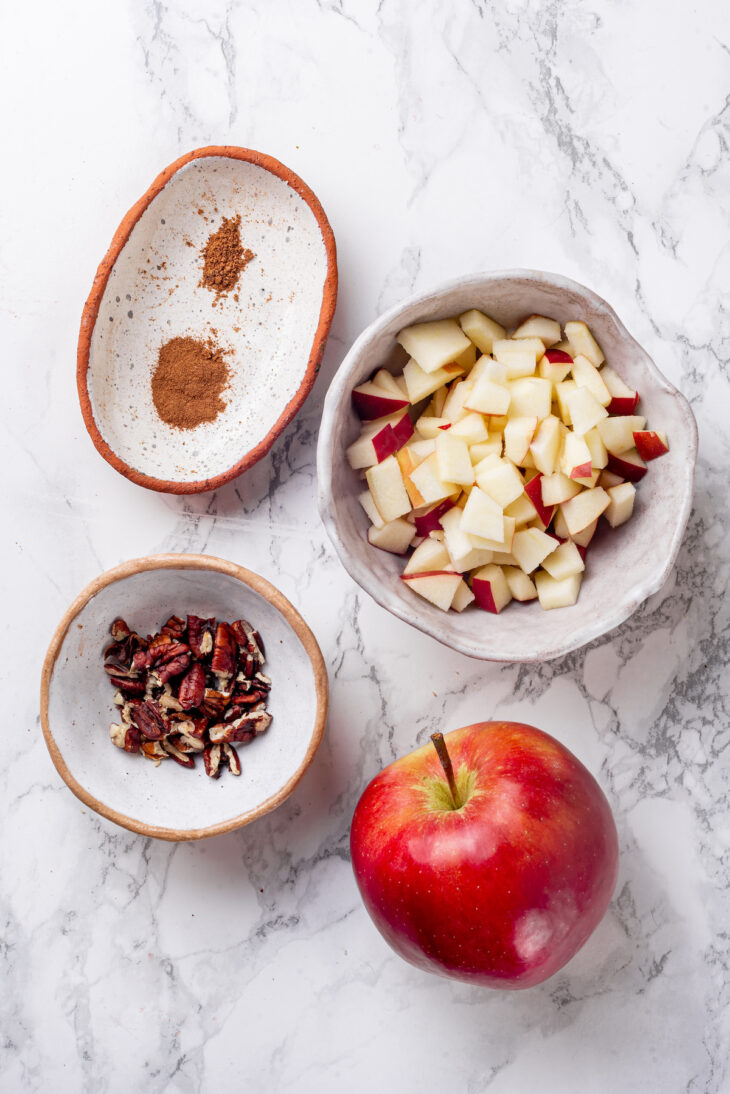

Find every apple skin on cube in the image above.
[600,365,638,415]
[535,570,583,610]
[346,410,414,469]
[460,486,505,542]
[561,432,593,480]
[606,448,647,483]
[403,358,465,403]
[503,565,538,602]
[365,455,412,523]
[511,315,562,346]
[524,472,556,527]
[604,482,636,527]
[367,518,416,555]
[397,319,472,375]
[471,564,512,614]
[415,416,453,439]
[352,381,409,420]
[541,540,585,580]
[564,321,604,367]
[412,498,456,537]
[401,571,463,611]
[560,486,610,536]
[458,310,506,354]
[597,415,647,455]
[633,430,669,461]
[511,528,559,574]
[403,537,451,575]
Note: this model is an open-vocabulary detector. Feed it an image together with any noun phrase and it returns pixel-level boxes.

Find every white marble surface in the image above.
[3,0,728,1090]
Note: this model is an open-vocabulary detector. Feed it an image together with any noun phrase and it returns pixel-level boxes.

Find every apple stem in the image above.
[430,732,462,810]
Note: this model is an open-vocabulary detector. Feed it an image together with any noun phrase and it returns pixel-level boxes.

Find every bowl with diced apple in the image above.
[317,271,697,661]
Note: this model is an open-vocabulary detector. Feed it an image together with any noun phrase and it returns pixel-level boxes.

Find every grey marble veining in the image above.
[2,0,729,1090]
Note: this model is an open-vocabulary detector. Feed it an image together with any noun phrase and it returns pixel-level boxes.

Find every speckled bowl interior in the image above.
[40,556,328,839]
[317,270,698,662]
[78,147,337,493]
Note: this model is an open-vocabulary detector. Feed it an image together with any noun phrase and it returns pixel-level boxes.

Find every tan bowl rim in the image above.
[77,145,338,494]
[39,553,329,841]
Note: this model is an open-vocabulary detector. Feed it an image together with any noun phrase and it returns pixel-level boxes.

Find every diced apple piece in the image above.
[346,410,414,469]
[535,571,583,610]
[573,469,601,488]
[565,386,608,436]
[555,380,577,425]
[471,564,512,614]
[571,355,611,406]
[407,438,436,462]
[408,453,459,505]
[431,385,448,417]
[365,456,412,522]
[633,430,669,461]
[455,342,478,370]
[403,357,464,403]
[412,498,456,537]
[508,377,552,420]
[471,358,507,384]
[397,318,472,375]
[561,432,593,481]
[584,427,608,469]
[451,580,476,612]
[358,490,384,529]
[436,433,475,486]
[449,412,489,446]
[371,369,407,398]
[465,375,511,416]
[458,310,506,354]
[494,338,544,378]
[604,482,636,527]
[538,348,574,385]
[352,381,409,420]
[460,486,505,542]
[443,379,477,422]
[541,540,585,580]
[415,416,453,439]
[503,566,538,602]
[524,473,557,527]
[467,515,516,553]
[475,458,524,508]
[564,321,604,367]
[606,448,647,483]
[401,571,463,611]
[397,447,427,506]
[441,507,491,567]
[512,528,559,574]
[403,537,451,575]
[504,416,538,465]
[529,416,561,476]
[560,486,610,535]
[491,550,518,566]
[504,491,538,526]
[598,470,624,490]
[367,519,415,555]
[540,471,582,506]
[597,415,647,455]
[489,414,508,434]
[470,436,503,463]
[571,519,597,547]
[512,315,561,346]
[601,365,639,415]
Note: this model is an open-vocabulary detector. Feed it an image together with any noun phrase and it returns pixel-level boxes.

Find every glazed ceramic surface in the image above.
[318,271,698,662]
[41,557,328,839]
[79,148,336,492]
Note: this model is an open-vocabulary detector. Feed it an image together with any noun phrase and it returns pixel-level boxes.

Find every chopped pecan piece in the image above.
[140,740,169,765]
[108,675,146,697]
[200,688,229,718]
[254,672,271,692]
[221,743,241,776]
[211,622,237,684]
[209,709,270,744]
[187,615,216,659]
[170,731,206,754]
[129,700,167,740]
[203,743,222,779]
[231,619,265,666]
[178,662,206,710]
[162,738,195,768]
[110,618,131,642]
[156,651,191,683]
[161,615,186,639]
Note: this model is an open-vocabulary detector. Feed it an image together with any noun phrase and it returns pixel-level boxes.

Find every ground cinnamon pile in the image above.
[151,336,229,430]
[200,214,254,298]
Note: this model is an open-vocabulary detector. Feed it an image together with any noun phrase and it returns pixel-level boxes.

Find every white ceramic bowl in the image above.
[40,555,328,839]
[317,270,697,662]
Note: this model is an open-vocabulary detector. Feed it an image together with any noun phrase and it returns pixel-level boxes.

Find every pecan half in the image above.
[203,743,222,779]
[108,675,146,697]
[221,743,241,776]
[210,622,237,684]
[161,615,186,639]
[178,662,206,710]
[156,652,191,683]
[129,700,167,740]
[187,615,216,659]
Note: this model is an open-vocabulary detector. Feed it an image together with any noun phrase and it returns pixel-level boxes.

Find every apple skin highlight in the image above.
[350,722,618,989]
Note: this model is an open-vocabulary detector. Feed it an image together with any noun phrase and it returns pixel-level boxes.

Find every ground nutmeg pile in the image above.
[151,336,229,430]
[200,214,255,299]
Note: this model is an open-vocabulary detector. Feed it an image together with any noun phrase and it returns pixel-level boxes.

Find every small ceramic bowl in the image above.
[40,555,328,840]
[78,146,337,493]
[317,270,698,662]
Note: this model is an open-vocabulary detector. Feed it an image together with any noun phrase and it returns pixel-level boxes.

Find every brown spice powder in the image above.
[151,336,229,430]
[200,214,255,298]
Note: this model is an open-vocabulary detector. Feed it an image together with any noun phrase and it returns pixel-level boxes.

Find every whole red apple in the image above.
[350,722,618,989]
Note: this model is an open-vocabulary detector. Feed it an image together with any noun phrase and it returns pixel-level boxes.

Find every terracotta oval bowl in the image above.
[40,555,328,840]
[317,270,698,662]
[78,146,337,493]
